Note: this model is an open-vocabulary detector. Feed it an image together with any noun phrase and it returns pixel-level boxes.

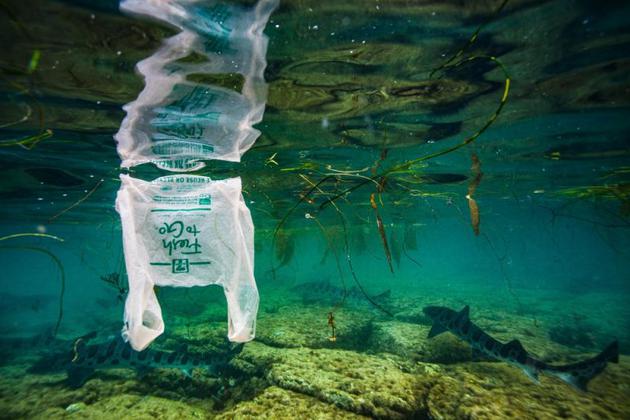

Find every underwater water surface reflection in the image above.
[0,0,629,418]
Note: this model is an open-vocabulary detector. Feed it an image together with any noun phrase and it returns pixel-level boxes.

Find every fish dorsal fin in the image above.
[457,305,470,322]
[428,323,448,338]
[505,339,525,354]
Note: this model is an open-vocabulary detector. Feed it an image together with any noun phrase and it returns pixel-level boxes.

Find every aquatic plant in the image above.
[0,233,65,336]
[0,233,63,242]
[327,312,336,342]
[100,272,127,303]
[272,0,512,312]
[291,174,393,317]
[0,6,53,148]
[48,177,106,223]
[273,229,294,268]
[367,148,396,273]
[403,223,417,251]
[369,192,394,273]
[466,153,483,236]
[388,228,401,268]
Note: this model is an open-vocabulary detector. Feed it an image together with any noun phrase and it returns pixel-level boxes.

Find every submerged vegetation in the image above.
[0,232,65,336]
[0,0,629,418]
[99,272,127,303]
[271,0,512,317]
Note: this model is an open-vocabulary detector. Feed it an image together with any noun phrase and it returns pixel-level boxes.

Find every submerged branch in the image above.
[48,178,105,223]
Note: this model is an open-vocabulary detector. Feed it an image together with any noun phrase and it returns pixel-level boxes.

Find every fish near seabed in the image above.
[292,280,391,307]
[423,305,619,392]
[66,335,242,388]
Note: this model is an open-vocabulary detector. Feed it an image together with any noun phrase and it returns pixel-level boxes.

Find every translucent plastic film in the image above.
[115,0,278,171]
[116,174,257,350]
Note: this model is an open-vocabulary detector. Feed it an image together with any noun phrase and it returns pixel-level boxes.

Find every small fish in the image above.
[423,305,618,392]
[67,336,241,388]
[292,281,390,307]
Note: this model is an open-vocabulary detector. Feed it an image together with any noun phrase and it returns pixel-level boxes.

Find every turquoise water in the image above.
[1,0,629,418]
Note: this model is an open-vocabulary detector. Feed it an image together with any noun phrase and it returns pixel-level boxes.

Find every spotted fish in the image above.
[423,305,619,391]
[67,336,241,387]
[292,281,390,306]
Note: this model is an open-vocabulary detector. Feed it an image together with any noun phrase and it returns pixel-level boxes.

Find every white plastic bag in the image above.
[116,174,257,351]
[115,0,277,171]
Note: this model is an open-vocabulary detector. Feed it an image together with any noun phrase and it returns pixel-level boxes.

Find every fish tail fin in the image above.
[602,340,620,364]
[556,371,591,392]
[555,341,619,392]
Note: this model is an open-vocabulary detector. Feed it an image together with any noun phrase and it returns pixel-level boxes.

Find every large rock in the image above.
[33,394,210,420]
[426,357,630,419]
[234,342,435,418]
[216,386,367,419]
[255,305,375,350]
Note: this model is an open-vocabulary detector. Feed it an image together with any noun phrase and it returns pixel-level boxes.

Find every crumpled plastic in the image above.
[115,174,257,351]
[115,0,277,171]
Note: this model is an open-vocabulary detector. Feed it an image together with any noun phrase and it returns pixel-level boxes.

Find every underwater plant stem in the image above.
[319,55,511,210]
[370,193,394,274]
[301,175,353,311]
[0,36,51,150]
[0,233,64,242]
[449,197,522,311]
[388,56,511,172]
[327,312,336,342]
[336,212,393,317]
[402,246,422,268]
[479,231,524,312]
[0,246,65,336]
[308,214,348,311]
[0,103,31,129]
[48,178,105,223]
[273,176,334,239]
[300,172,393,316]
[0,129,53,149]
[270,176,337,277]
[429,0,509,78]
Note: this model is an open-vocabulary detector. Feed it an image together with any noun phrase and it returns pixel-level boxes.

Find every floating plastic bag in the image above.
[116,174,257,351]
[115,0,277,171]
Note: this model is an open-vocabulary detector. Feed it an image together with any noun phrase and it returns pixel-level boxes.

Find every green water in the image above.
[1,0,629,418]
